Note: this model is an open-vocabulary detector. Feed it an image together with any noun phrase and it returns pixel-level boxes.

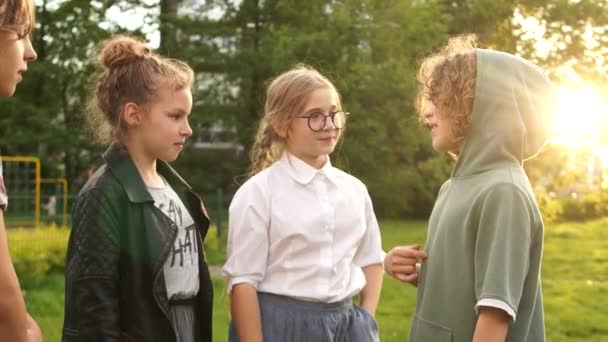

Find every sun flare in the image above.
[552,85,607,143]
[551,84,608,168]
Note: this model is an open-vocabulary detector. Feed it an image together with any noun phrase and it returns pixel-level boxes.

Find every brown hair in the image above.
[248,64,342,177]
[90,35,194,142]
[416,34,477,142]
[0,0,35,31]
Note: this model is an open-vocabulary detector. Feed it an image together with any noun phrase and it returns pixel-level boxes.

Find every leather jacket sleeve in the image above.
[64,185,123,342]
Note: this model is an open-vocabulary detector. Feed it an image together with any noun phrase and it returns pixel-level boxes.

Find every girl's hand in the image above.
[26,313,42,342]
[384,244,428,285]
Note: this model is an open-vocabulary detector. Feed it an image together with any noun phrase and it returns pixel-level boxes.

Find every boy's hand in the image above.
[384,244,428,285]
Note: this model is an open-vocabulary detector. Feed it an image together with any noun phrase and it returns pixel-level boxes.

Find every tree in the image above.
[0,0,143,190]
[156,0,451,216]
[3,0,607,218]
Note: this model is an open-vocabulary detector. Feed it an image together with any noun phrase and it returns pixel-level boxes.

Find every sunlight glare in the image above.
[551,84,608,171]
[552,85,607,143]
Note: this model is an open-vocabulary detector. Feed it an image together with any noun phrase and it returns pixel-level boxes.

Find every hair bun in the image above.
[100,35,152,68]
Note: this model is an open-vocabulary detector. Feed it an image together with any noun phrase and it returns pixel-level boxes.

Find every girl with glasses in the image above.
[223,64,383,342]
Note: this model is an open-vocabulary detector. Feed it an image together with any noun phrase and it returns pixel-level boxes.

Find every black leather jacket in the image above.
[62,144,213,342]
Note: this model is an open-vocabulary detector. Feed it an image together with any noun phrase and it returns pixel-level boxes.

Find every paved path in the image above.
[209,265,222,277]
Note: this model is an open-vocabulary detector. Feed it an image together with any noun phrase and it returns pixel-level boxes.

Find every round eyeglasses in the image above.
[296,111,349,132]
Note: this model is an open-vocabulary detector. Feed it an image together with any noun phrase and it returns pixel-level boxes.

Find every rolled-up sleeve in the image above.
[352,188,383,267]
[222,180,270,293]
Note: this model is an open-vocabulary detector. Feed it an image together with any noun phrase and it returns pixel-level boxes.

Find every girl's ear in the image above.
[272,121,289,139]
[122,102,141,128]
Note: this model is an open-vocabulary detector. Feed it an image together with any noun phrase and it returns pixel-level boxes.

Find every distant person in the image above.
[43,195,56,225]
[62,35,213,342]
[0,0,42,341]
[384,35,554,341]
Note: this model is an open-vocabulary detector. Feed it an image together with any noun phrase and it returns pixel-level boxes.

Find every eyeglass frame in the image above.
[295,110,350,132]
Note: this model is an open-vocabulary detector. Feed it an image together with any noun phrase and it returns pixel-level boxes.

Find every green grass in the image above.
[540,219,608,341]
[23,219,608,341]
[22,273,65,341]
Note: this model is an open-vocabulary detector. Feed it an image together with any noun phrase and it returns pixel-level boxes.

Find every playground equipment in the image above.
[1,156,68,228]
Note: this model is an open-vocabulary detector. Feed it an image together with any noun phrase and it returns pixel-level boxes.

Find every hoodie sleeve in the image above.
[473,183,536,318]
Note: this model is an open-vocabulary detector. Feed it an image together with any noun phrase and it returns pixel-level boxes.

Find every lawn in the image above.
[23,219,608,341]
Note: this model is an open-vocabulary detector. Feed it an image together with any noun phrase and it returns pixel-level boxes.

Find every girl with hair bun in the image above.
[62,35,213,342]
[0,0,41,341]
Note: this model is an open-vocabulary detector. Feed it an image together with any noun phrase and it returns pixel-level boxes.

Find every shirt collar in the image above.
[280,152,339,185]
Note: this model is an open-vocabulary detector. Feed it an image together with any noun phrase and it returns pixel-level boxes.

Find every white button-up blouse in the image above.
[222,152,383,303]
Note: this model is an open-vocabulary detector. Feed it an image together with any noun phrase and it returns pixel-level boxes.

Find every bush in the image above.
[204,226,226,265]
[8,225,225,285]
[8,225,70,285]
[537,188,608,223]
[536,191,563,223]
[560,190,608,222]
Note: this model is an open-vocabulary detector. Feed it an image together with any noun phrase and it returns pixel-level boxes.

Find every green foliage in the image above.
[8,226,69,285]
[173,147,247,195]
[0,0,125,191]
[202,226,227,265]
[8,225,225,285]
[167,0,451,217]
[533,188,608,223]
[527,144,608,222]
[437,0,608,81]
[558,190,608,222]
[23,219,608,341]
[535,188,564,223]
[3,0,608,219]
[21,273,65,342]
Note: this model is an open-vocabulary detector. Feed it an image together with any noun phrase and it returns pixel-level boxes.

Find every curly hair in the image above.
[416,34,477,143]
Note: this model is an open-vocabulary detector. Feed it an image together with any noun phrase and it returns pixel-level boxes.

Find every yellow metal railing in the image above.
[1,156,41,227]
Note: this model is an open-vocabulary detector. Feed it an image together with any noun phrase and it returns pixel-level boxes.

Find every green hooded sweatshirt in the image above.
[409,49,554,342]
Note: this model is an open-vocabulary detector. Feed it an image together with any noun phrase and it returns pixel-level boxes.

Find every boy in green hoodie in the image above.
[384,35,554,341]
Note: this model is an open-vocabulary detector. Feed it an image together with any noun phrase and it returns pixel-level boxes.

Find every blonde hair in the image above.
[0,0,35,31]
[90,35,194,142]
[249,64,342,176]
[416,34,477,142]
